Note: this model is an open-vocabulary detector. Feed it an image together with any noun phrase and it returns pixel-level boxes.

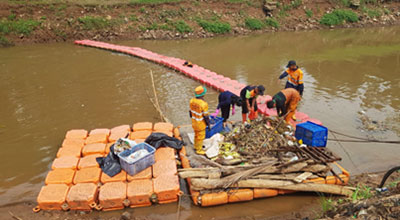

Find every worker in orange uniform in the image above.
[266,88,301,123]
[240,85,265,123]
[278,60,304,96]
[189,86,210,155]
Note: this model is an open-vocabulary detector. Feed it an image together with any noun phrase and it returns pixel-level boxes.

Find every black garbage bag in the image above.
[96,144,121,177]
[145,132,184,150]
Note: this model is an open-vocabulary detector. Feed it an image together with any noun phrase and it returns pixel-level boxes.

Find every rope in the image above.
[328,129,400,144]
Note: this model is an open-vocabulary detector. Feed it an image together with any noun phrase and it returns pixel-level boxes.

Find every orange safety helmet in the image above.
[194,86,207,97]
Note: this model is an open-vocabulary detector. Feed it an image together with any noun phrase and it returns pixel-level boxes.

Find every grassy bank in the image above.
[0,0,399,46]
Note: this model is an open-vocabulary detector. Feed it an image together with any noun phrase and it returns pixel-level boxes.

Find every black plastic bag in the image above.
[96,145,121,177]
[145,132,184,150]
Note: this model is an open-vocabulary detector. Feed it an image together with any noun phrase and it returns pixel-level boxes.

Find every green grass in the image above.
[265,17,279,28]
[320,9,358,26]
[129,0,182,4]
[362,7,382,18]
[0,18,41,35]
[173,20,192,33]
[196,18,231,34]
[320,196,334,213]
[77,16,111,30]
[305,9,313,18]
[0,35,13,46]
[244,17,264,30]
[351,185,372,202]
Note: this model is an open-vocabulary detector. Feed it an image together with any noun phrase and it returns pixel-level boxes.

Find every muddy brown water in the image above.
[0,26,399,219]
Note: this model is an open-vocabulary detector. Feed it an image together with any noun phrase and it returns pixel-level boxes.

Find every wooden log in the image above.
[190,178,353,196]
[293,172,313,183]
[179,169,221,179]
[302,164,330,173]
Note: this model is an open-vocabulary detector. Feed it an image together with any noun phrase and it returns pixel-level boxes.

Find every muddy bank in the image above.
[1,0,400,46]
[1,170,398,220]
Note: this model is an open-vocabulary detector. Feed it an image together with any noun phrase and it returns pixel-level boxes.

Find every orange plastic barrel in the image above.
[153,174,180,203]
[99,182,127,211]
[66,183,98,211]
[82,143,106,157]
[65,129,88,139]
[155,147,176,162]
[101,170,127,184]
[73,167,102,184]
[85,133,108,145]
[78,154,102,169]
[152,160,177,178]
[37,184,69,210]
[127,167,152,181]
[200,192,228,207]
[253,188,279,198]
[153,122,173,132]
[57,146,82,158]
[45,169,75,185]
[51,156,79,170]
[228,189,254,203]
[132,122,153,131]
[127,179,153,207]
[130,131,152,140]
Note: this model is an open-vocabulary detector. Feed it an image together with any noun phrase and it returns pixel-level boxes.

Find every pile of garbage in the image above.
[180,116,352,196]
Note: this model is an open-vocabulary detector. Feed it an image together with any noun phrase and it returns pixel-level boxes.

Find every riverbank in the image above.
[1,0,400,47]
[1,170,398,220]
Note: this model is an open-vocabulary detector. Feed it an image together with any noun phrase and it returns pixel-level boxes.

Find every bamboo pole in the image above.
[148,70,170,123]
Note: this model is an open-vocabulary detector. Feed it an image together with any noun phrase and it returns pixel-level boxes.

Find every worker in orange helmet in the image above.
[189,86,210,155]
[266,88,301,123]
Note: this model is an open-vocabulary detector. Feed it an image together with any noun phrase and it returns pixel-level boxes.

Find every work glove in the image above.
[211,109,220,117]
[232,106,235,115]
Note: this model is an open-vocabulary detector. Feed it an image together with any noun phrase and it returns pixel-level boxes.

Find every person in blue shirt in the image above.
[211,91,242,127]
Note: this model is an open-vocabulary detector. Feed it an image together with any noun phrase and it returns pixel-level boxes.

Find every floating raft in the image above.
[74,40,321,126]
[35,122,182,212]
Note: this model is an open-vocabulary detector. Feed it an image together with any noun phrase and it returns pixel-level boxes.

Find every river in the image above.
[0,26,399,219]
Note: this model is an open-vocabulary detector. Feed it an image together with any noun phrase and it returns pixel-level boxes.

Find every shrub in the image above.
[320,9,358,26]
[78,16,110,30]
[245,18,264,30]
[197,19,231,34]
[0,19,40,35]
[174,20,192,33]
[265,18,279,28]
[0,35,13,47]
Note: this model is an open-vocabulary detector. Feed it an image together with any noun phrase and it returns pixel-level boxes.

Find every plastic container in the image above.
[152,159,177,178]
[127,179,153,207]
[118,143,156,176]
[295,121,328,147]
[66,183,98,211]
[205,116,224,138]
[127,167,152,181]
[37,184,69,210]
[45,169,75,185]
[99,182,127,211]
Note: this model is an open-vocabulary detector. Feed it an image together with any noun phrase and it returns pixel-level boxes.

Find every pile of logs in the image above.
[179,117,354,196]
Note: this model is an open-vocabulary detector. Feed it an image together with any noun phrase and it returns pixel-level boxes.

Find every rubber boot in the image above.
[195,147,205,155]
[242,113,247,123]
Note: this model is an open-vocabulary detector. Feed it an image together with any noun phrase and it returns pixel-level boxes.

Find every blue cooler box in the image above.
[206,116,224,138]
[118,142,156,176]
[295,121,328,147]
